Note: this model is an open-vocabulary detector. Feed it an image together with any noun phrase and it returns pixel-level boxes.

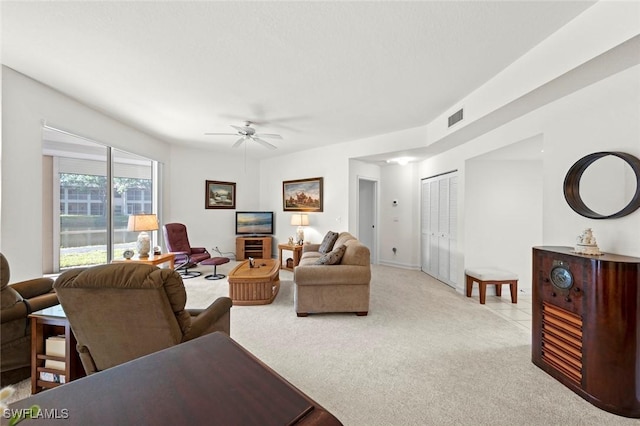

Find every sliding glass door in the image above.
[112,149,154,260]
[43,126,158,271]
[58,164,109,267]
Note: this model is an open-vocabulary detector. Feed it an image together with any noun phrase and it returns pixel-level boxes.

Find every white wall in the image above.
[465,158,543,294]
[165,144,260,257]
[427,0,640,147]
[420,65,640,293]
[259,146,351,255]
[257,126,426,266]
[3,1,638,285]
[415,2,640,293]
[1,67,172,281]
[378,163,420,268]
[541,65,640,256]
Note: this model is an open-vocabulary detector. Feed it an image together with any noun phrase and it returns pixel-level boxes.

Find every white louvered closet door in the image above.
[421,173,458,287]
[420,181,430,273]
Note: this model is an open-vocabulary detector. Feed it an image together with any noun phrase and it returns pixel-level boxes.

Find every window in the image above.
[43,126,159,270]
[59,175,151,218]
[59,176,107,218]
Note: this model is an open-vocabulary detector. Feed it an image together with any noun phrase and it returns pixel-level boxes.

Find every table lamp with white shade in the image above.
[127,213,158,258]
[290,213,309,244]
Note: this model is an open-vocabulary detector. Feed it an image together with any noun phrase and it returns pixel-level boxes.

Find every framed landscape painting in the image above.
[205,180,236,209]
[283,177,323,212]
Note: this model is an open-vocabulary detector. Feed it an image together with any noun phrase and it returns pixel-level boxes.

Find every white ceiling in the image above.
[1,1,596,161]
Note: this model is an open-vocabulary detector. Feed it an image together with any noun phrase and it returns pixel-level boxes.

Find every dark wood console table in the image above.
[9,332,341,425]
[532,246,640,418]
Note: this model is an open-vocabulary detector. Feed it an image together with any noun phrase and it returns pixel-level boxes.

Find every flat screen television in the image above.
[235,211,274,235]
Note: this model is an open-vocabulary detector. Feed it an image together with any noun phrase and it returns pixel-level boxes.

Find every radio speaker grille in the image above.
[541,302,583,384]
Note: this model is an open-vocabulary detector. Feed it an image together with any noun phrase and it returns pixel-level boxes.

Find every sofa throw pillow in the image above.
[318,231,339,254]
[315,244,347,265]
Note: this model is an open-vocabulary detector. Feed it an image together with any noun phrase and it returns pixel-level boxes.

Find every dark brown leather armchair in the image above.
[53,262,232,375]
[163,223,211,278]
[0,253,59,385]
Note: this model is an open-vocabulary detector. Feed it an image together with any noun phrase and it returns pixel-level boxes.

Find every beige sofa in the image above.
[293,232,371,317]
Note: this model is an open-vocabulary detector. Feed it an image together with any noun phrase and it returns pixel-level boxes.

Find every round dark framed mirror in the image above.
[563,151,640,219]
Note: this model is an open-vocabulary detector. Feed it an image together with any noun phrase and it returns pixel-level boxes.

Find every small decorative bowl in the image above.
[123,249,134,259]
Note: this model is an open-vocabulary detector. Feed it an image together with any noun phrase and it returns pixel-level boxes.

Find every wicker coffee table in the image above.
[227,258,280,305]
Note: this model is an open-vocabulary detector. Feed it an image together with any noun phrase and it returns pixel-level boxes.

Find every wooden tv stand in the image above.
[236,236,272,260]
[532,246,640,418]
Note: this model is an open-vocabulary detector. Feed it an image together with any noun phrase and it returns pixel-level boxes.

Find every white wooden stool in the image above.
[465,267,518,304]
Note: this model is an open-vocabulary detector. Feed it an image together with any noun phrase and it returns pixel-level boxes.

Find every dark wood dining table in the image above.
[6,332,342,425]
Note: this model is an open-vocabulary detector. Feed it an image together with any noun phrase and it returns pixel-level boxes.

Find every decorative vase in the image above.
[136,232,151,258]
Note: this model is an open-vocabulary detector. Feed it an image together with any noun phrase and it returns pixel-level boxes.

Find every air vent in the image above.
[448,108,464,128]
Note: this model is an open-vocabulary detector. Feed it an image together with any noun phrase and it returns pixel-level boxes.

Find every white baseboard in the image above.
[376,260,420,270]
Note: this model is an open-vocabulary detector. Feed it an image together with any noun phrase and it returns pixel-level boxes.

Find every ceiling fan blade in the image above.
[232,137,246,148]
[254,133,283,140]
[253,137,277,150]
[204,133,237,136]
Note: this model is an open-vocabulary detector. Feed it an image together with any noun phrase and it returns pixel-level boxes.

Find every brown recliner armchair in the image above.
[1,253,59,386]
[163,223,211,278]
[53,262,232,375]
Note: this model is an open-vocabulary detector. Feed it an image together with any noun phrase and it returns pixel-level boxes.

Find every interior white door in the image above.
[420,181,430,273]
[437,178,450,281]
[421,172,458,287]
[429,180,439,274]
[448,176,458,281]
[358,178,377,264]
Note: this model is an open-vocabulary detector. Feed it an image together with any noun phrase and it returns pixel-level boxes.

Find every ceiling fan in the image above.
[205,121,282,150]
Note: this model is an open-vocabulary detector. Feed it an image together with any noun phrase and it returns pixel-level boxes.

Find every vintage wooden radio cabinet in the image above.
[532,246,640,418]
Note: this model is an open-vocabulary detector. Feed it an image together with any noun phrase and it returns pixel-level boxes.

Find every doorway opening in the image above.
[357,177,378,264]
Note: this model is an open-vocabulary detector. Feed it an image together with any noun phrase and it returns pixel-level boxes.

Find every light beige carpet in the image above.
[7,263,637,425]
[181,262,636,425]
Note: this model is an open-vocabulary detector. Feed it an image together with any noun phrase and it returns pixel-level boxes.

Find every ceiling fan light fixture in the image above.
[205,121,283,150]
